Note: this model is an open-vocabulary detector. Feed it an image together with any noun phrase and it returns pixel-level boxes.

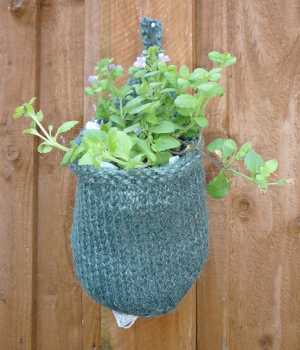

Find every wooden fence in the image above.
[1,1,300,349]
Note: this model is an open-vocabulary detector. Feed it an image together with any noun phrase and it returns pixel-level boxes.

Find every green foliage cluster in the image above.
[13,47,286,198]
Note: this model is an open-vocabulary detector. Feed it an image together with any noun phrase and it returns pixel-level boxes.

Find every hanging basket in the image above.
[70,149,208,316]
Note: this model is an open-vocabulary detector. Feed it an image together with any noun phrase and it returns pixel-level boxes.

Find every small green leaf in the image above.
[175,94,198,110]
[195,115,208,128]
[263,159,278,175]
[56,121,79,135]
[136,139,156,162]
[177,78,189,89]
[37,142,53,154]
[128,102,158,115]
[61,149,74,166]
[197,82,224,97]
[244,150,264,175]
[236,142,252,160]
[208,51,237,67]
[78,152,95,166]
[23,128,39,136]
[85,87,95,96]
[179,65,190,78]
[13,106,25,119]
[108,129,134,161]
[207,138,225,154]
[154,152,172,165]
[190,68,209,81]
[276,179,288,185]
[150,120,178,134]
[207,171,231,199]
[223,139,237,158]
[36,111,44,122]
[153,136,181,152]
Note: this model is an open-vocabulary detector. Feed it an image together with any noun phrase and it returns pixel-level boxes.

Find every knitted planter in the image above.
[70,149,208,317]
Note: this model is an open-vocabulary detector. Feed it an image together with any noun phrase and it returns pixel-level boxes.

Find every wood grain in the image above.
[197,1,300,349]
[0,1,38,349]
[36,1,85,349]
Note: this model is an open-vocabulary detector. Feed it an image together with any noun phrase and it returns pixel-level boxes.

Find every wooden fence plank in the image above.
[82,2,104,349]
[195,2,231,349]
[83,1,197,349]
[197,1,300,349]
[36,1,85,349]
[0,1,39,349]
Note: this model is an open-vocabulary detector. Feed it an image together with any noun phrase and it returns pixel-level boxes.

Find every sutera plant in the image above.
[13,47,287,198]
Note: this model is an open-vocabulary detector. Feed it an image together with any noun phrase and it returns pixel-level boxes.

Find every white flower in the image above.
[158,53,170,63]
[88,75,97,85]
[169,156,179,165]
[101,162,118,170]
[133,56,146,68]
[85,120,100,130]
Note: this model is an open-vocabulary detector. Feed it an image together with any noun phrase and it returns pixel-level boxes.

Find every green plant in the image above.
[13,47,287,198]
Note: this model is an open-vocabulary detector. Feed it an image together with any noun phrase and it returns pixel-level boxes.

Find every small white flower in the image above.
[133,56,146,68]
[88,75,97,85]
[151,22,156,28]
[85,120,100,130]
[169,156,179,165]
[101,162,118,170]
[158,53,170,63]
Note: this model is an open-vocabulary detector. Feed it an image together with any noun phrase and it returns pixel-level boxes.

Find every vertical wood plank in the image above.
[84,1,197,349]
[36,1,85,349]
[195,2,231,349]
[0,1,39,349]
[197,1,300,349]
[82,1,103,349]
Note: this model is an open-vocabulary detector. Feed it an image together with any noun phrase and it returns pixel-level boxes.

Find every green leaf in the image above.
[85,87,95,96]
[13,106,25,119]
[179,65,190,78]
[111,114,125,127]
[175,94,198,110]
[128,102,158,115]
[197,82,224,97]
[207,138,236,159]
[125,96,144,110]
[209,68,222,81]
[154,152,171,165]
[195,115,208,128]
[37,142,53,154]
[108,129,134,161]
[177,78,189,89]
[190,68,209,81]
[244,150,264,175]
[56,121,79,135]
[276,179,288,185]
[208,51,236,67]
[236,142,252,160]
[61,149,74,166]
[207,171,231,199]
[136,139,157,162]
[207,138,225,154]
[223,139,237,158]
[78,152,95,166]
[150,120,178,134]
[265,159,278,174]
[23,128,39,136]
[36,111,43,122]
[153,136,181,152]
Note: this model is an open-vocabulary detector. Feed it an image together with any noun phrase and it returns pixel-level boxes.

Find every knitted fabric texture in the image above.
[70,149,208,317]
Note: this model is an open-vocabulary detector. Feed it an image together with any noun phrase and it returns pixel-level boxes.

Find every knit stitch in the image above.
[70,149,208,316]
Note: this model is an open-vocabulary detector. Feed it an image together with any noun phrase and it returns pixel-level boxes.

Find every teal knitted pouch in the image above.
[70,149,208,316]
